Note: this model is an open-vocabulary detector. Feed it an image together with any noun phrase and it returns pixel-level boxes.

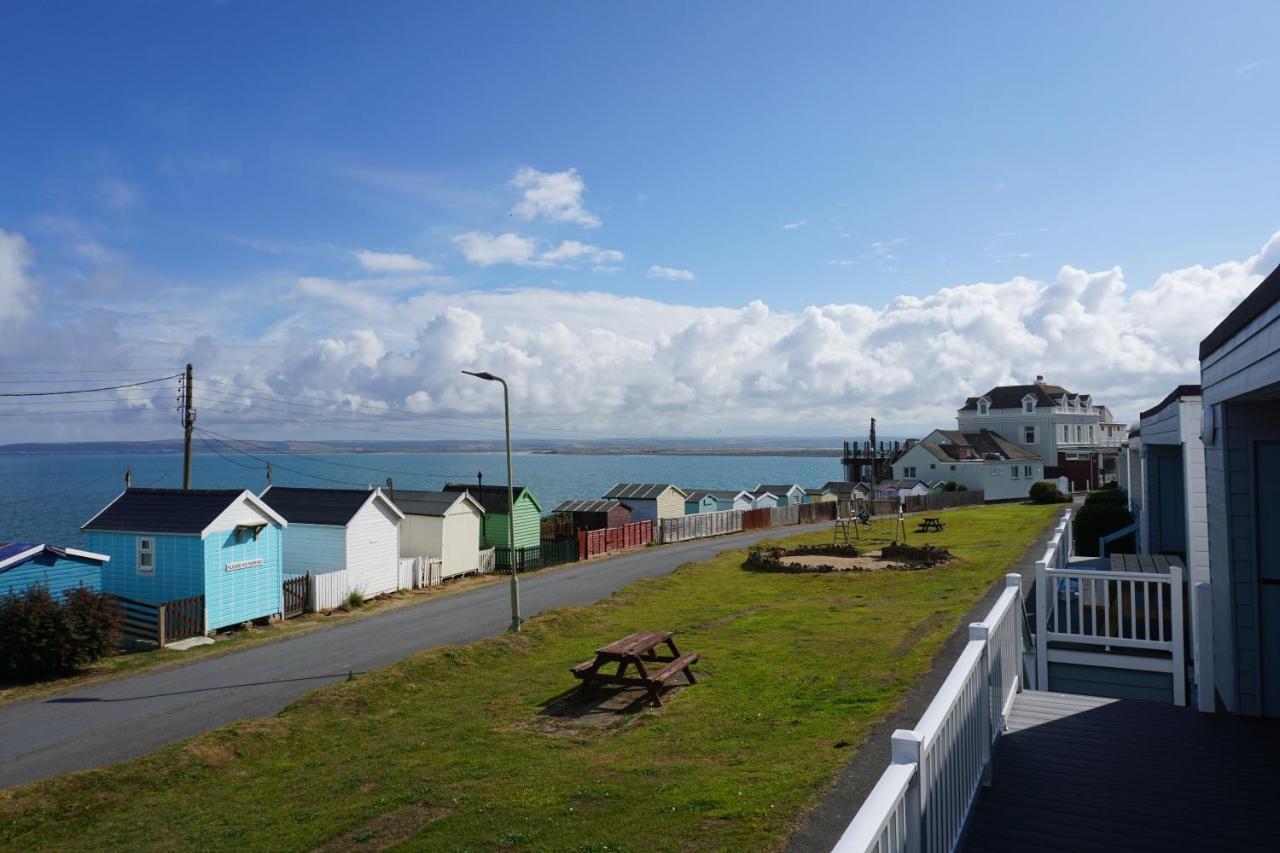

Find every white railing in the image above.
[478,548,496,574]
[309,568,350,611]
[834,573,1023,853]
[1033,510,1073,690]
[398,557,418,590]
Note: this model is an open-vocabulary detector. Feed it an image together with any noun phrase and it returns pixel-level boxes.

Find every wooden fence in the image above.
[580,520,654,557]
[113,593,205,647]
[283,574,309,618]
[659,510,742,544]
[769,505,800,527]
[397,557,417,591]
[478,548,496,574]
[797,501,838,524]
[309,568,350,611]
[742,507,773,530]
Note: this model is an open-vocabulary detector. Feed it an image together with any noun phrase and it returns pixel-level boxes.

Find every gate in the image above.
[283,574,309,618]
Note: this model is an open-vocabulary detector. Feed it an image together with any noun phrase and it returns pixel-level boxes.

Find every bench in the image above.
[650,652,699,686]
[570,632,699,707]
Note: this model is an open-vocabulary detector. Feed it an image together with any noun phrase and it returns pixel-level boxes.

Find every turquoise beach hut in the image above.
[0,543,108,598]
[82,488,288,631]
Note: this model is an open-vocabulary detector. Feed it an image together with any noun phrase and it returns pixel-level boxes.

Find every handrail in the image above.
[834,572,1024,853]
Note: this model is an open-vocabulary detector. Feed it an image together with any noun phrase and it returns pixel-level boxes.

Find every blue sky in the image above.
[0,2,1277,442]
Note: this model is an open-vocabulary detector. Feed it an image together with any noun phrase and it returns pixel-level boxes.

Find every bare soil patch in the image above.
[525,678,702,737]
[313,803,452,852]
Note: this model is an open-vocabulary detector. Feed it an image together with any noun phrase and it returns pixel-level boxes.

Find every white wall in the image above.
[205,495,278,533]
[400,501,483,579]
[345,497,400,597]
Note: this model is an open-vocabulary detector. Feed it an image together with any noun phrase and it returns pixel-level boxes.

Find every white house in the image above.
[260,486,404,598]
[873,478,931,500]
[752,483,805,507]
[893,429,1044,501]
[602,483,689,523]
[391,489,485,580]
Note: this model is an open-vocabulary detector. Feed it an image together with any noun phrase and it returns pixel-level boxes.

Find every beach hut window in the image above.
[137,537,155,576]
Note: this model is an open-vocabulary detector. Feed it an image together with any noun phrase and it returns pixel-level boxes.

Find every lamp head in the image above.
[462,370,499,382]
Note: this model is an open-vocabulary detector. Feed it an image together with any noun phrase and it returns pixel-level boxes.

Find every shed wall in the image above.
[345,498,400,596]
[88,531,204,605]
[203,524,283,630]
[0,554,101,598]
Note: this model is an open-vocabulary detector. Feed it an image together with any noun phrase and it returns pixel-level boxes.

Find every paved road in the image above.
[0,523,825,789]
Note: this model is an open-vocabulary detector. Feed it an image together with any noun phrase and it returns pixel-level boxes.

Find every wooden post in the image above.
[891,729,923,853]
[1170,564,1186,706]
[181,363,195,490]
[970,623,994,786]
[1035,555,1049,692]
[157,603,167,648]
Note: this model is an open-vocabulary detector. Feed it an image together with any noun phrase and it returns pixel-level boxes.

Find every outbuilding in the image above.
[443,483,543,549]
[683,489,752,514]
[0,543,109,598]
[260,486,404,598]
[753,483,805,507]
[745,490,780,510]
[603,483,689,523]
[551,499,633,530]
[803,487,838,503]
[392,489,485,579]
[82,488,287,631]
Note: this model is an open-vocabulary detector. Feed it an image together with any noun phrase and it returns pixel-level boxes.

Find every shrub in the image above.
[1029,481,1069,504]
[1084,489,1128,508]
[1073,503,1135,557]
[0,585,120,679]
[343,589,365,611]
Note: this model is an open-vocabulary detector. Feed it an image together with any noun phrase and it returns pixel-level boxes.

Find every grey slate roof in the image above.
[603,483,684,500]
[391,490,479,517]
[959,381,1076,412]
[259,486,375,526]
[83,488,247,534]
[922,429,1040,462]
[1139,384,1202,421]
[442,483,535,514]
[755,483,802,494]
[552,499,628,514]
[684,489,743,503]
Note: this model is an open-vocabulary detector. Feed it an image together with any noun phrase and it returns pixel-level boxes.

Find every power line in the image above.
[193,430,373,488]
[196,432,266,471]
[0,374,182,397]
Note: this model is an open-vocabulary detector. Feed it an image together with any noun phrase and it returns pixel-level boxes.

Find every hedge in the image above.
[0,586,120,679]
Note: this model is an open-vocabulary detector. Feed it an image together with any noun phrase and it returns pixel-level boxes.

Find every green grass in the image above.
[0,503,1058,851]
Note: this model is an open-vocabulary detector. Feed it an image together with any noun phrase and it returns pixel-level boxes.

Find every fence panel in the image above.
[283,575,309,618]
[494,546,542,573]
[309,568,350,611]
[659,511,742,544]
[797,502,837,524]
[742,508,773,530]
[161,594,206,642]
[540,537,579,569]
[112,594,160,645]
[770,505,800,527]
[397,557,418,590]
[582,520,655,556]
[478,548,496,574]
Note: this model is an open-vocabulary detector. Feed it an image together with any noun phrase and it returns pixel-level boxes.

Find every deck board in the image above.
[959,690,1280,852]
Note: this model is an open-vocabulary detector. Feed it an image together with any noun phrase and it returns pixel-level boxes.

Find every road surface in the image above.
[0,523,824,789]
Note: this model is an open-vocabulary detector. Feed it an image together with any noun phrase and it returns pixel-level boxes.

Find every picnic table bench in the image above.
[917,516,946,533]
[570,631,698,707]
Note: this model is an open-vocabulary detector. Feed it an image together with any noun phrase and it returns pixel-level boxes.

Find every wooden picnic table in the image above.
[570,631,699,707]
[918,517,946,533]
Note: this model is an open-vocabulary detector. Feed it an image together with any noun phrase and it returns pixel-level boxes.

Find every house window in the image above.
[904,466,917,477]
[929,463,936,469]
[137,537,155,576]
[1023,398,1035,414]
[1025,465,1034,478]
[950,465,956,471]
[1075,425,1082,442]
[1011,466,1020,479]
[1023,426,1037,444]
[1088,425,1095,443]
[977,400,990,416]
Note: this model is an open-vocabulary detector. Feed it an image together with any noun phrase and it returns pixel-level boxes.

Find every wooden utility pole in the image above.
[182,363,196,490]
[868,417,878,491]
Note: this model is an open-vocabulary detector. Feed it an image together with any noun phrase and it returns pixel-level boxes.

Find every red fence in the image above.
[579,520,654,560]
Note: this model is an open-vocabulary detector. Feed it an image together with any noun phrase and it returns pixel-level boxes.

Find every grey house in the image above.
[1201,261,1280,717]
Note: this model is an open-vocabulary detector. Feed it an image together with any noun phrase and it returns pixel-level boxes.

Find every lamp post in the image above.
[462,370,521,633]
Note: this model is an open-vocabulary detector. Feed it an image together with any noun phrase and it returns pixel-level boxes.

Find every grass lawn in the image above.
[1,503,1059,851]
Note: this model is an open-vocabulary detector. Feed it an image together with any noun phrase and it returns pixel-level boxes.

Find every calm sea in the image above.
[0,451,843,546]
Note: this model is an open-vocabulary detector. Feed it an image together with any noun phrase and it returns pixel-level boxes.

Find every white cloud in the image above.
[826,259,855,267]
[647,265,695,281]
[510,166,601,228]
[454,232,622,269]
[96,177,139,211]
[783,219,807,230]
[454,231,539,266]
[1237,60,1262,76]
[353,249,434,273]
[0,229,36,323]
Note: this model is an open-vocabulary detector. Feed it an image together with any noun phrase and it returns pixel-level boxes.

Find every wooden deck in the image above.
[960,690,1280,852]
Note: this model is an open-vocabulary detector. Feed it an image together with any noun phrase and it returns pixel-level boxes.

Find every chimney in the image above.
[1035,375,1045,384]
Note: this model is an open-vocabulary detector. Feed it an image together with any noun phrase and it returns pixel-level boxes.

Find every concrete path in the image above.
[0,523,826,790]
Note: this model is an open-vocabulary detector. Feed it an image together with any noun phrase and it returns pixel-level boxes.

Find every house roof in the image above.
[878,478,928,489]
[443,483,541,514]
[1200,260,1280,361]
[0,543,110,572]
[552,499,629,514]
[83,488,260,535]
[746,490,778,500]
[684,489,745,503]
[922,429,1040,462]
[821,481,869,494]
[804,487,834,496]
[754,483,801,494]
[1139,384,1203,422]
[391,490,483,518]
[260,486,402,526]
[603,483,687,500]
[959,382,1074,412]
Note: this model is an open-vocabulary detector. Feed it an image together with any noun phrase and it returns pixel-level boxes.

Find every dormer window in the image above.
[977,398,990,416]
[1022,395,1036,414]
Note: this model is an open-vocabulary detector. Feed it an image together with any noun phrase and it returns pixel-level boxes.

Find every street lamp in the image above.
[462,370,521,633]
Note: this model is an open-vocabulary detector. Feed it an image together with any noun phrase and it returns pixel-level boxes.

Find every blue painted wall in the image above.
[0,552,101,598]
[685,494,722,514]
[203,525,283,630]
[86,526,284,631]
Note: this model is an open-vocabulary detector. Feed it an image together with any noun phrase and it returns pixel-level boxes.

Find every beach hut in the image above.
[391,490,485,579]
[0,543,109,598]
[82,488,287,631]
[443,484,543,549]
[683,489,752,513]
[551,499,632,531]
[804,487,837,503]
[603,483,689,523]
[746,490,780,510]
[260,486,404,598]
[753,483,805,507]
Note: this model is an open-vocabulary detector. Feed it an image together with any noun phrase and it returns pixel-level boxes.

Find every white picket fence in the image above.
[309,568,351,611]
[833,572,1025,853]
[659,509,743,544]
[398,557,417,591]
[478,548,496,574]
